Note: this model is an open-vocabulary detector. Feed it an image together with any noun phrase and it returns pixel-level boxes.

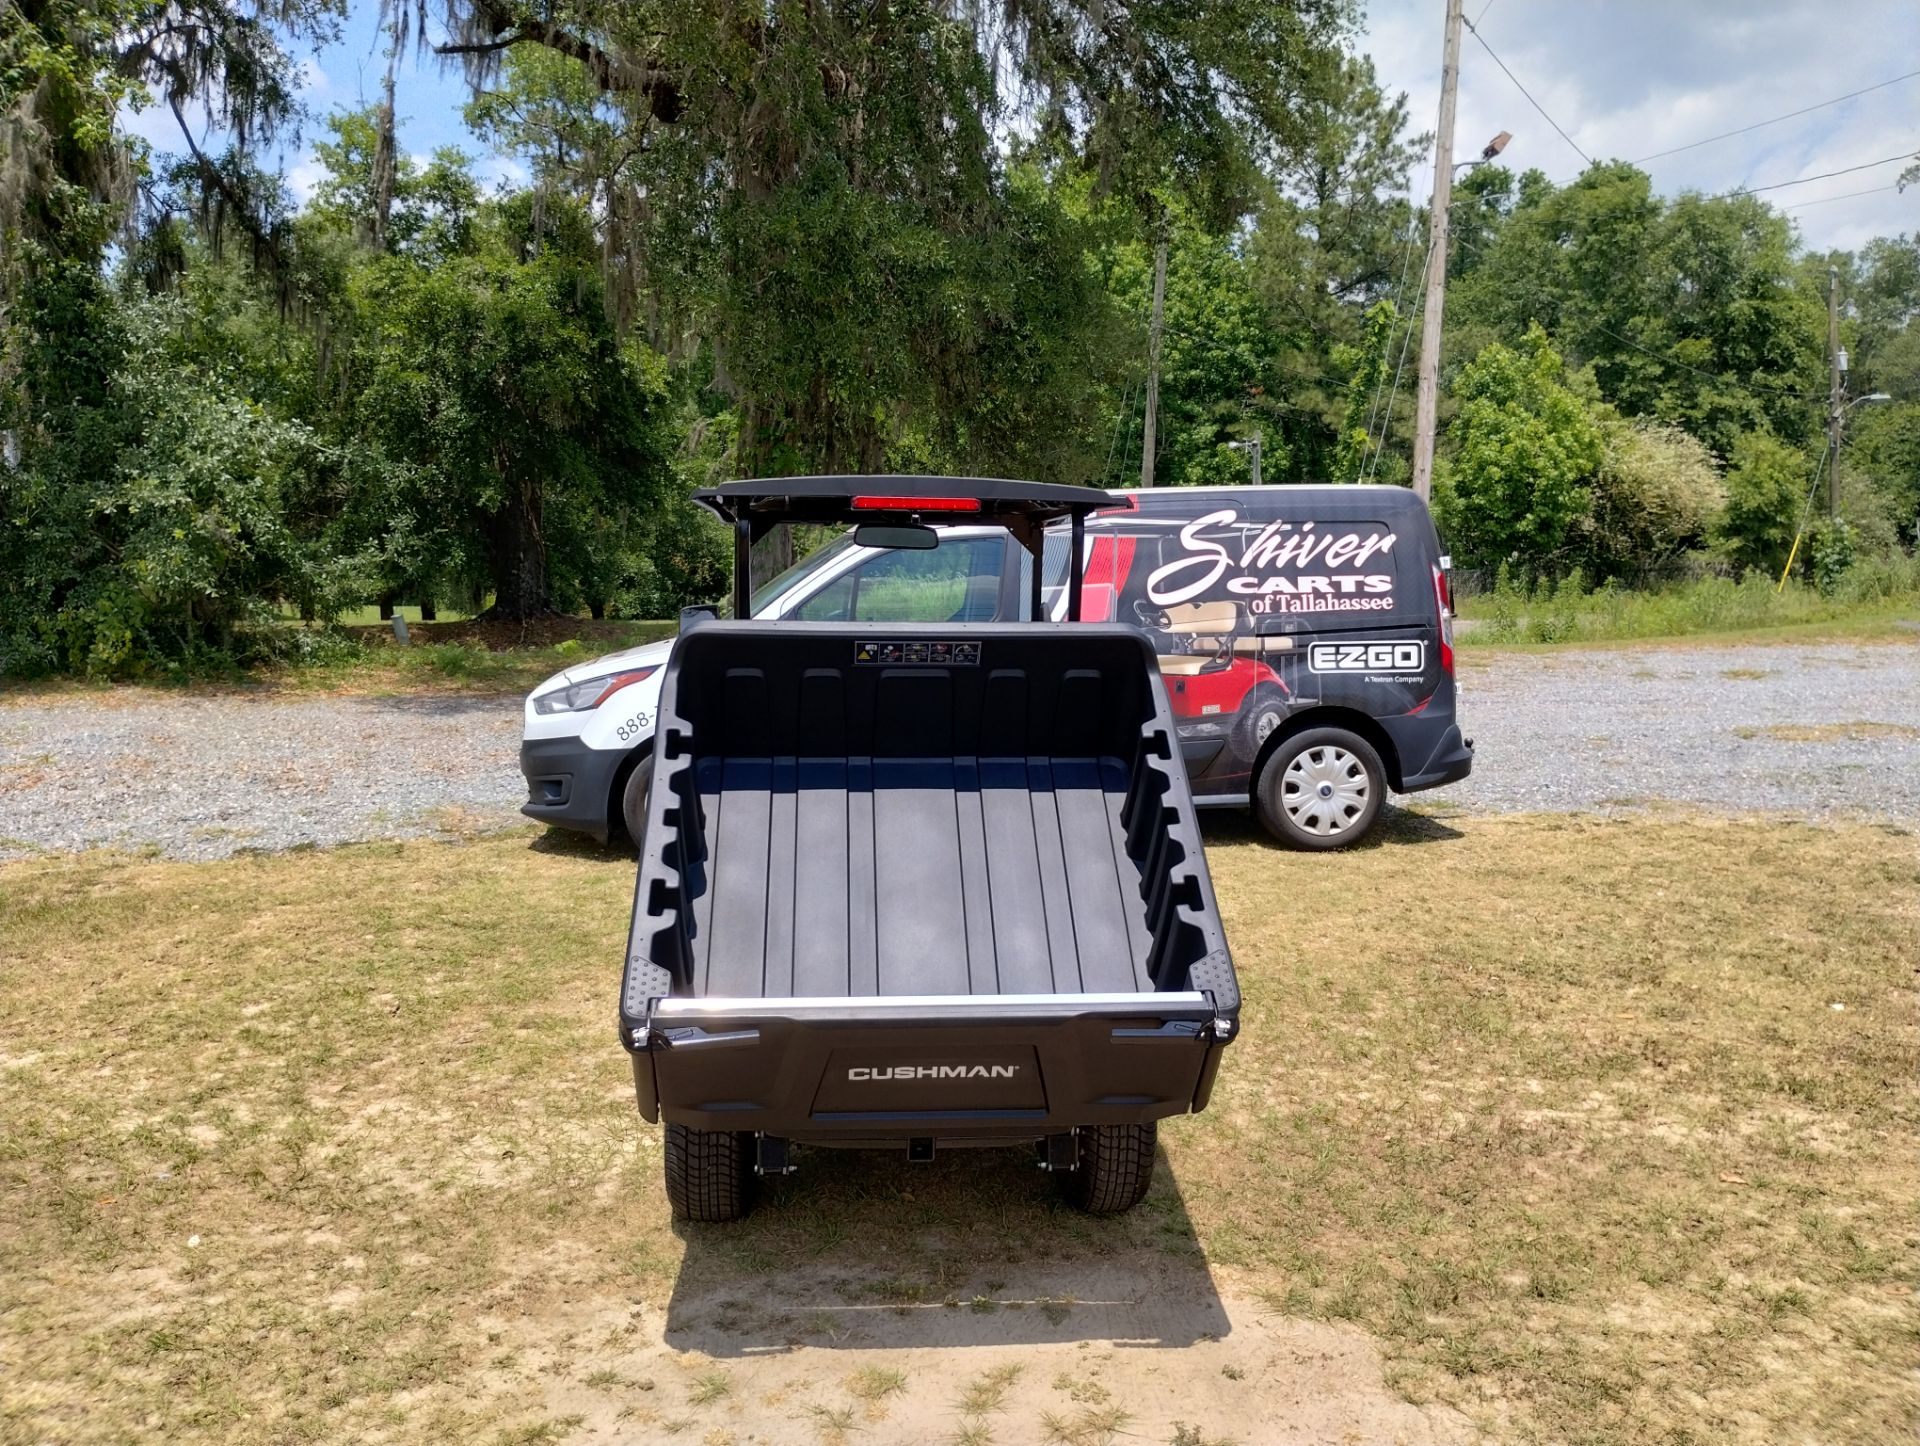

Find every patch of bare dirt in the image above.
[477,1261,1483,1446]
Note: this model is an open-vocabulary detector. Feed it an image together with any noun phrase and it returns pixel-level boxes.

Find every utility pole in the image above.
[1140,236,1168,488]
[1410,0,1464,503]
[1827,265,1843,518]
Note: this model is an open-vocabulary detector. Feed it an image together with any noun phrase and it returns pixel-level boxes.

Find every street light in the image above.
[1843,392,1892,416]
[1454,130,1511,172]
[1226,434,1263,486]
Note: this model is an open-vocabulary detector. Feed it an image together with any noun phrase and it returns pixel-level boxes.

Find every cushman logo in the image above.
[848,1065,1020,1081]
[1309,641,1426,674]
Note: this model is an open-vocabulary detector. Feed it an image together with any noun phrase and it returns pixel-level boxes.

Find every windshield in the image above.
[747,532,858,616]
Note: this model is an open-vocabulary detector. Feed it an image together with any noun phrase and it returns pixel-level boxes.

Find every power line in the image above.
[1473,0,1496,23]
[1463,15,1592,167]
[1632,69,1920,165]
[1783,184,1901,212]
[1360,202,1426,460]
[1364,246,1432,485]
[1585,321,1825,402]
[1704,147,1920,201]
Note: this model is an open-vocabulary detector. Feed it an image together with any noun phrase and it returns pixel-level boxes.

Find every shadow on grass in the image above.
[1199,803,1464,850]
[526,826,634,861]
[664,1142,1228,1355]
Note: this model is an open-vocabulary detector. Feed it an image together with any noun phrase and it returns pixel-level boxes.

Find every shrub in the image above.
[1581,417,1724,579]
[1804,518,1857,594]
[1715,432,1809,575]
[1442,326,1605,569]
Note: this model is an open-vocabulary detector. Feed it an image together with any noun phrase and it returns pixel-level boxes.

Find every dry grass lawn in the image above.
[1,813,1913,1444]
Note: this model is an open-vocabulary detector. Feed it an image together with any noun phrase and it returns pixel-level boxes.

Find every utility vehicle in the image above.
[620,477,1238,1220]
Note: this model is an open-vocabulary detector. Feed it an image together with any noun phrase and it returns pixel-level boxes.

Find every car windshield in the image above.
[746,531,858,616]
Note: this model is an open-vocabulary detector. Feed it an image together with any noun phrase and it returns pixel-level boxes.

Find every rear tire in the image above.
[620,752,654,852]
[1061,1123,1156,1214]
[663,1123,754,1222]
[1254,726,1385,851]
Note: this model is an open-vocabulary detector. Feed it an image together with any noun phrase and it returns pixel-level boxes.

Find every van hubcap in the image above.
[1281,746,1369,837]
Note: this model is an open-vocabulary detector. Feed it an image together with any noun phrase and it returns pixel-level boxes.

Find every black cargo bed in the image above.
[621,620,1240,1139]
[689,753,1153,998]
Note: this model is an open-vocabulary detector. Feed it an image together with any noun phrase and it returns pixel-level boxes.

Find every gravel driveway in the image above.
[3,637,1917,861]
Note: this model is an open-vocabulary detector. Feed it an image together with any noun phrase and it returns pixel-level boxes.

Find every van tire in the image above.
[1062,1123,1156,1214]
[663,1124,754,1222]
[620,752,654,852]
[1255,727,1385,850]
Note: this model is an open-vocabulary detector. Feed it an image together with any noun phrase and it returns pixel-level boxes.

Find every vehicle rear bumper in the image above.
[625,992,1236,1141]
[518,735,624,842]
[1395,722,1474,791]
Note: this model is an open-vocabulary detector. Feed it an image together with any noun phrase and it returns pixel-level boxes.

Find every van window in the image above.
[792,535,1002,623]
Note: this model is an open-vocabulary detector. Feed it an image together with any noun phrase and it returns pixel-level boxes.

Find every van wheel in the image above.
[620,752,654,852]
[1255,727,1384,850]
[1061,1123,1156,1214]
[663,1123,754,1222]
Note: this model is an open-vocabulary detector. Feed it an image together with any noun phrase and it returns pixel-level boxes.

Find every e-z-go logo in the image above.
[1308,642,1426,674]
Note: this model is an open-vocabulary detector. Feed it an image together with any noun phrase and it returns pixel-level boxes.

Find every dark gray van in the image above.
[521,481,1471,850]
[1052,485,1471,848]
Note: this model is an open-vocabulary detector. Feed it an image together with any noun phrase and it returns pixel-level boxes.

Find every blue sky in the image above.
[125,0,1917,252]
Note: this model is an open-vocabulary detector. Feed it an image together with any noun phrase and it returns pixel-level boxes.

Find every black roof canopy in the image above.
[694,476,1115,621]
[693,475,1116,541]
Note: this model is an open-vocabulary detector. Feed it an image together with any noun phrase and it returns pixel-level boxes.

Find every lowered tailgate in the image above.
[626,991,1233,1138]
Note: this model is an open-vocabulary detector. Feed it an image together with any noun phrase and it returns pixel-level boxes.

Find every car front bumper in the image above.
[519,735,626,843]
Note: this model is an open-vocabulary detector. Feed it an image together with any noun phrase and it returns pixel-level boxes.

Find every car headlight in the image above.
[532,667,658,715]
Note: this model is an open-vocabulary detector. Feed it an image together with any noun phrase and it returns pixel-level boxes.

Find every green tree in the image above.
[1437,325,1603,568]
[346,194,673,619]
[429,0,1350,484]
[1446,164,1824,455]
[1329,298,1399,483]
[1715,431,1810,575]
[0,293,389,674]
[1248,52,1426,477]
[1103,205,1288,487]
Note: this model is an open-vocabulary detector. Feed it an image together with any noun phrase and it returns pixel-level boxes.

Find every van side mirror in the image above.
[679,604,720,629]
[852,522,938,551]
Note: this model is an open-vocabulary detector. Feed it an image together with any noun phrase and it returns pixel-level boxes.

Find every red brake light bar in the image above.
[852,495,981,512]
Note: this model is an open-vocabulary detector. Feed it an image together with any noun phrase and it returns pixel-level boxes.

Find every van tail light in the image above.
[1432,563,1455,677]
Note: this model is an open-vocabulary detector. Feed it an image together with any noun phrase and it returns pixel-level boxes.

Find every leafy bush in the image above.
[1581,417,1724,579]
[1,296,390,677]
[1805,518,1856,594]
[1715,431,1809,575]
[1438,326,1605,568]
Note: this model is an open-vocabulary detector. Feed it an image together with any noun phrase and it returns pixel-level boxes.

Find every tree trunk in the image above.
[487,479,549,620]
[419,598,436,622]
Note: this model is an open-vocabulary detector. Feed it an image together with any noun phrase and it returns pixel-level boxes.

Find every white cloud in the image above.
[296,56,332,99]
[478,154,530,190]
[285,155,329,204]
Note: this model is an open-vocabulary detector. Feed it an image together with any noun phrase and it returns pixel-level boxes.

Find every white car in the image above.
[519,523,1020,844]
